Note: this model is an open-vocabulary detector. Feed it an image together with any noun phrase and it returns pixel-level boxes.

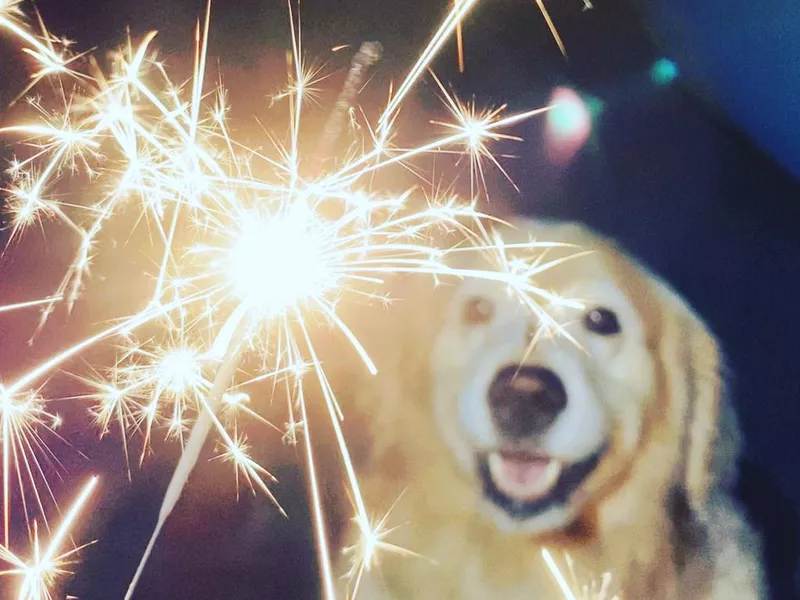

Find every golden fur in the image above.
[324,219,764,600]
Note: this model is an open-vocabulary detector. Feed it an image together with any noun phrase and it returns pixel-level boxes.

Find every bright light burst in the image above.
[342,491,429,600]
[0,476,98,600]
[0,384,65,548]
[0,0,593,596]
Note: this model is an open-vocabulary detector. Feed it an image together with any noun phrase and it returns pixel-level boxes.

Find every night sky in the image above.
[1,0,799,598]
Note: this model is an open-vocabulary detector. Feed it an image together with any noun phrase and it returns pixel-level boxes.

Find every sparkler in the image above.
[0,0,596,597]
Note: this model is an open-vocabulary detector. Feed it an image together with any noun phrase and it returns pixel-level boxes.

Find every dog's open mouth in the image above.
[478,448,604,519]
[487,451,562,501]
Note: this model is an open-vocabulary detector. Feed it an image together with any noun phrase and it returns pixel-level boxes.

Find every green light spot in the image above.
[651,58,678,86]
[585,96,605,119]
[549,102,584,137]
[547,90,603,138]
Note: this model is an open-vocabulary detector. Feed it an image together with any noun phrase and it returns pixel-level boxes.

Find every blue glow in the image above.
[651,58,679,85]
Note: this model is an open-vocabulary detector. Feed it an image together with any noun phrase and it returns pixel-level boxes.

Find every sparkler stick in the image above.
[124,317,248,599]
[318,41,383,158]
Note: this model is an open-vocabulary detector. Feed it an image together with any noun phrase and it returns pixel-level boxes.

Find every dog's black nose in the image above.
[488,365,567,438]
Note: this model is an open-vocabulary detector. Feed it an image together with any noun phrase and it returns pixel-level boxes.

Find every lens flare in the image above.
[545,86,593,165]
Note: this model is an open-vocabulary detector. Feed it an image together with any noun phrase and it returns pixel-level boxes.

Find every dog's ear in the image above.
[681,307,724,510]
[684,309,742,508]
[656,282,740,513]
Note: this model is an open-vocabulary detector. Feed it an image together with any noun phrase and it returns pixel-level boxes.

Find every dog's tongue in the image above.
[488,453,562,501]
[502,456,549,485]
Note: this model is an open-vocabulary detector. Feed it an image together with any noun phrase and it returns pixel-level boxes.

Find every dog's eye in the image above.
[463,296,494,325]
[584,307,621,336]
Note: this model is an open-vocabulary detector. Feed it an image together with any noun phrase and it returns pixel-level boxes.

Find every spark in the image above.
[67,319,216,473]
[342,491,427,599]
[458,229,590,343]
[73,365,141,478]
[213,430,276,500]
[0,297,63,314]
[533,0,567,57]
[454,0,574,72]
[282,419,304,446]
[0,385,65,547]
[454,0,465,73]
[0,298,212,536]
[121,335,211,455]
[379,0,480,134]
[428,69,528,197]
[0,2,61,75]
[542,548,621,600]
[0,476,98,600]
[0,0,590,597]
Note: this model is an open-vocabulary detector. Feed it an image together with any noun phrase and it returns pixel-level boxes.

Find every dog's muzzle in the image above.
[480,364,603,520]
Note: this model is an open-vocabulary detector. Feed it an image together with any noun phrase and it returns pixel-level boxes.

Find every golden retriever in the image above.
[327,218,764,600]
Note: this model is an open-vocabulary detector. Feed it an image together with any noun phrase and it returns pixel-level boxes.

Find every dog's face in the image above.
[428,220,705,535]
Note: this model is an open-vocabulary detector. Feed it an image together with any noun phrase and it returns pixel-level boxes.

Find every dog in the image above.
[325,218,764,599]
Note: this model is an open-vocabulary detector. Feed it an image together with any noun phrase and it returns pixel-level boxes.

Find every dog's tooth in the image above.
[535,460,562,494]
[520,459,560,496]
[487,452,504,481]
